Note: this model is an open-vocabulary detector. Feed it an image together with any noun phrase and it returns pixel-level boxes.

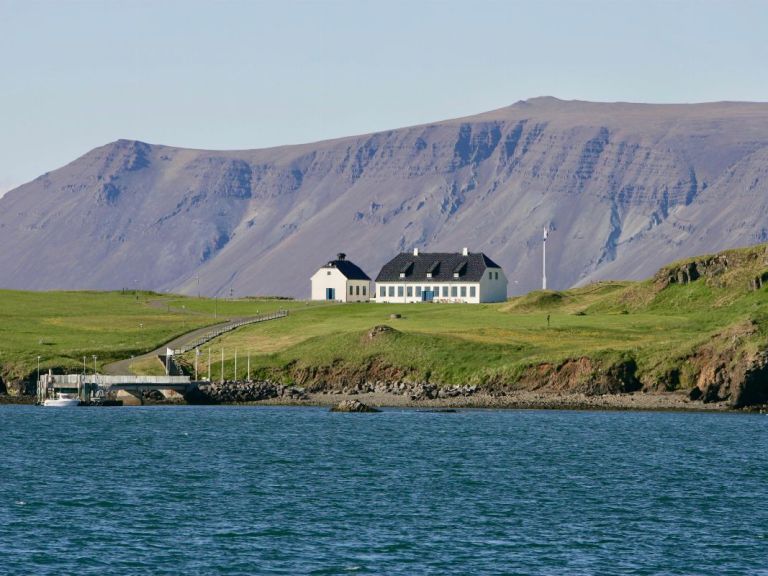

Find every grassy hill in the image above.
[0,291,305,389]
[3,243,768,406]
[177,243,768,407]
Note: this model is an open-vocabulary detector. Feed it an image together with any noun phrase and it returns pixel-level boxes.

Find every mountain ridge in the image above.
[2,97,768,297]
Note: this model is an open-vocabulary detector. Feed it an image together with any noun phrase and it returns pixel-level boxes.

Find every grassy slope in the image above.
[0,291,309,381]
[4,243,767,394]
[179,244,768,390]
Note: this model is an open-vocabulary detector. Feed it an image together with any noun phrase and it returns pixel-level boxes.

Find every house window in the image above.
[451,286,458,297]
[415,286,422,297]
[442,286,449,297]
[470,286,476,297]
[489,271,493,279]
[356,286,360,295]
[460,286,467,297]
[426,273,432,278]
[495,271,499,279]
[398,286,404,297]
[350,286,354,295]
[407,286,413,297]
[362,286,367,296]
[388,286,395,297]
[380,286,385,297]
[327,271,332,275]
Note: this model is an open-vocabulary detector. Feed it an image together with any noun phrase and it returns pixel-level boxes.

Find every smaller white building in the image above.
[311,253,371,302]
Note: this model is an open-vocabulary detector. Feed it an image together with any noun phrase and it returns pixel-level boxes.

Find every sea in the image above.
[0,405,766,575]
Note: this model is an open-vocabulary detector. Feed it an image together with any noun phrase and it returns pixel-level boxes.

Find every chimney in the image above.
[337,253,346,261]
[413,248,419,256]
[462,247,469,256]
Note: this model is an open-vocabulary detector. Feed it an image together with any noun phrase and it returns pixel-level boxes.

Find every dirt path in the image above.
[103,312,284,375]
[104,320,233,375]
[102,300,336,376]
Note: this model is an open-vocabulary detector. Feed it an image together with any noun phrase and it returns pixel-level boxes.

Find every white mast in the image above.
[542,227,548,290]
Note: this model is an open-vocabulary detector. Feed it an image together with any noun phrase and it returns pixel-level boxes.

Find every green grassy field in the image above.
[0,291,309,381]
[4,243,768,396]
[179,245,768,391]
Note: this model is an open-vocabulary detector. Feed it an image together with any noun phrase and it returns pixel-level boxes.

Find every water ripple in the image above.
[0,406,766,575]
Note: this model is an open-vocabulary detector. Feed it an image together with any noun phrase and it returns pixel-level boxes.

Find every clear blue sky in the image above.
[1,0,766,194]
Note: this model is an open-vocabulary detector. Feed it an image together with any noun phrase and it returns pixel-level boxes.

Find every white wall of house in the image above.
[375,282,482,304]
[478,267,508,302]
[345,279,371,302]
[311,268,370,302]
[374,269,507,304]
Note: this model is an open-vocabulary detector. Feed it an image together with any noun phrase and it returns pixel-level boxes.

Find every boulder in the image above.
[330,399,381,413]
[367,325,398,340]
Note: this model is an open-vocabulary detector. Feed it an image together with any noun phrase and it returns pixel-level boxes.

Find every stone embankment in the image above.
[185,380,307,404]
[315,379,478,401]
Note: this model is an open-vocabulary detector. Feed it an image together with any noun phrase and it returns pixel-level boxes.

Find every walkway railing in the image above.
[170,309,289,355]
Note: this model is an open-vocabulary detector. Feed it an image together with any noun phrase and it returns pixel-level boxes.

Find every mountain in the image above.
[2,97,768,297]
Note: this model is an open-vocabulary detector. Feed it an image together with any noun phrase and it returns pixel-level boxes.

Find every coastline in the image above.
[254,391,738,412]
[6,390,764,412]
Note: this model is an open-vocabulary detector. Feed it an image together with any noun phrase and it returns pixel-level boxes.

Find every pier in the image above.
[37,373,197,405]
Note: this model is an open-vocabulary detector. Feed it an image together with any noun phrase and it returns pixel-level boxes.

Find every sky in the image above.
[1,0,766,195]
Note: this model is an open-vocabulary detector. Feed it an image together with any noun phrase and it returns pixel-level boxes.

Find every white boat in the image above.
[43,392,81,407]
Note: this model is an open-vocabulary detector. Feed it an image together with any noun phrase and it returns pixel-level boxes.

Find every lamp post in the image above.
[92,355,97,377]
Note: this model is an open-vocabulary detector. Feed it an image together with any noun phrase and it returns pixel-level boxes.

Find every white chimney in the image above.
[413,248,419,256]
[462,247,469,256]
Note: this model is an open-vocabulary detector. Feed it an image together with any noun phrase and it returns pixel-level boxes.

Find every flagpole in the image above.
[542,227,548,290]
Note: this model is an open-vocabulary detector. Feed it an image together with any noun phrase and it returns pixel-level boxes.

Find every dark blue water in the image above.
[1,406,766,575]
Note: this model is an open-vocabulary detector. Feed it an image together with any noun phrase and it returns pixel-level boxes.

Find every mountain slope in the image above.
[2,97,768,297]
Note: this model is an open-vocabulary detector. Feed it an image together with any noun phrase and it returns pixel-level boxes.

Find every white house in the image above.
[374,248,507,304]
[310,253,371,302]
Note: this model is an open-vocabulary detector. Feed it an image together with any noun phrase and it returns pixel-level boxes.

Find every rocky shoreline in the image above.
[3,378,765,412]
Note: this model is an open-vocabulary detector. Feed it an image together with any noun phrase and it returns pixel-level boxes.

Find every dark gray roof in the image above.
[320,258,371,280]
[375,252,502,283]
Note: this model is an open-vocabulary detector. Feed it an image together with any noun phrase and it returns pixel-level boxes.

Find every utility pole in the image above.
[220,348,224,383]
[234,349,238,382]
[542,227,548,291]
[207,348,211,381]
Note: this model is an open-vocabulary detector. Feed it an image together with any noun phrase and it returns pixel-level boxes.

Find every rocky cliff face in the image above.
[3,97,768,297]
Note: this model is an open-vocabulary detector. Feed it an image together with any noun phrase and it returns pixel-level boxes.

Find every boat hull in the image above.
[43,398,81,407]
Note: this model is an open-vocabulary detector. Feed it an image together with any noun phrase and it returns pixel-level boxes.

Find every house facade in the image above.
[310,253,371,302]
[374,248,507,304]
